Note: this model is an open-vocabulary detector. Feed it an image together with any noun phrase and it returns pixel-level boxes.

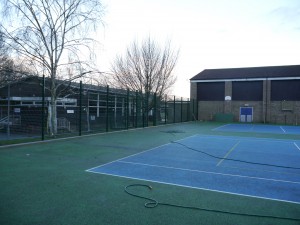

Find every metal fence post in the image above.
[141,92,144,127]
[127,89,129,129]
[42,75,45,140]
[106,85,109,132]
[145,92,149,127]
[173,95,176,123]
[187,98,190,121]
[192,99,196,120]
[135,91,138,128]
[181,97,183,122]
[153,93,157,126]
[79,81,82,136]
[196,99,198,120]
[164,95,167,124]
[7,81,10,137]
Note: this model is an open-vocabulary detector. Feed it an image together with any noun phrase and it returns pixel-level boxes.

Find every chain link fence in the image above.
[0,76,197,142]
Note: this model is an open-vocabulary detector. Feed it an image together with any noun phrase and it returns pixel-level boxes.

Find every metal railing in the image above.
[0,77,197,141]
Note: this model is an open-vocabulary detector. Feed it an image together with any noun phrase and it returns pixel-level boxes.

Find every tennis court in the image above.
[87,135,300,204]
[1,122,300,225]
[213,123,300,134]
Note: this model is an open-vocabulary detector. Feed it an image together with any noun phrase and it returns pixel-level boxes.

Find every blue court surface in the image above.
[213,124,300,135]
[87,135,300,204]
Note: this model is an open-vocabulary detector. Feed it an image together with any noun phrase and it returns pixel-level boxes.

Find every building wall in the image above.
[190,82,197,101]
[191,79,300,125]
[224,81,232,114]
[198,101,224,121]
[230,101,264,123]
[269,101,300,125]
[197,101,264,122]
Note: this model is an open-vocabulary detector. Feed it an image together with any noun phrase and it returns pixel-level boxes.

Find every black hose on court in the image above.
[124,184,300,221]
[172,141,300,170]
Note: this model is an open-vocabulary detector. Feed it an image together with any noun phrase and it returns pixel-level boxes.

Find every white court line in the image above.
[86,134,199,172]
[294,142,300,151]
[88,168,300,205]
[221,164,300,176]
[280,126,286,133]
[216,141,241,167]
[211,124,231,131]
[197,134,299,143]
[87,134,300,172]
[118,160,300,185]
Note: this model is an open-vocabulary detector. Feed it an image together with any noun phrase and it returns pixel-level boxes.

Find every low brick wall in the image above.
[269,101,300,125]
[197,100,299,125]
[198,101,223,121]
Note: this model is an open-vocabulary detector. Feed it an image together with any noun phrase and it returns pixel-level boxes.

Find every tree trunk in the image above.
[48,97,57,136]
[51,100,57,135]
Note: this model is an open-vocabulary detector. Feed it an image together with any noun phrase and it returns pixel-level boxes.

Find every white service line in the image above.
[118,160,300,185]
[86,134,199,172]
[294,142,300,151]
[87,170,300,205]
[280,126,286,133]
[212,124,231,131]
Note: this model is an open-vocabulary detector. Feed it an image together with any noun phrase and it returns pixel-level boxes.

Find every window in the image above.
[197,82,224,101]
[271,80,300,101]
[232,81,263,101]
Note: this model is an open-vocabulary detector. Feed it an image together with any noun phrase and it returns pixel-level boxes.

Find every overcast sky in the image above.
[97,0,300,97]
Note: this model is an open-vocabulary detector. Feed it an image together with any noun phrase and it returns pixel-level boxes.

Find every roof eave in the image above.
[190,76,300,83]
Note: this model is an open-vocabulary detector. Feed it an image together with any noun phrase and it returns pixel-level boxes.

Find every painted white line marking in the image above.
[118,161,300,185]
[222,165,300,176]
[212,124,231,131]
[86,134,199,172]
[280,126,286,133]
[87,170,300,205]
[194,134,298,143]
[217,141,240,166]
[294,142,300,151]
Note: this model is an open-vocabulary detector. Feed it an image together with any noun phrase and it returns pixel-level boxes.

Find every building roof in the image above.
[190,65,300,81]
[1,75,128,96]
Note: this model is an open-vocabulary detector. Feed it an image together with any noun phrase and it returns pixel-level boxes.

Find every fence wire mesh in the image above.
[0,77,197,142]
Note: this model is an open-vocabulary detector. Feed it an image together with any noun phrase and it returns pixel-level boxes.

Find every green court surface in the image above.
[0,122,300,225]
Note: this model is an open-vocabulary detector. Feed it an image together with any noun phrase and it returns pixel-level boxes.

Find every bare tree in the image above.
[0,29,11,84]
[1,0,104,135]
[0,28,20,86]
[111,37,179,98]
[0,28,6,58]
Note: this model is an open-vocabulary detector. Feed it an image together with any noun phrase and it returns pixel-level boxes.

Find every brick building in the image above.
[190,65,300,125]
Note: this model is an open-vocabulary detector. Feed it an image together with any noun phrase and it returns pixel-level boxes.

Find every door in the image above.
[240,107,253,122]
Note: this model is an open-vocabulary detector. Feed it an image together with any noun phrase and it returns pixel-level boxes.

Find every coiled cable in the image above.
[124,184,300,221]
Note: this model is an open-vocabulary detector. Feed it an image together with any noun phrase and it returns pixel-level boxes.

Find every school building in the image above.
[190,65,300,125]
